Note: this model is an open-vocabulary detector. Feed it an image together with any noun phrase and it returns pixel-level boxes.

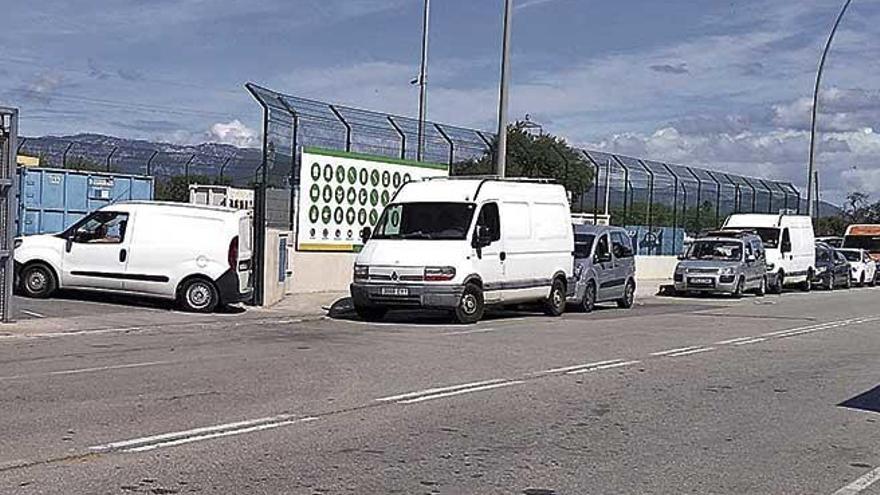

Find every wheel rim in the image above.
[187,283,213,309]
[461,293,478,315]
[626,284,634,303]
[552,286,563,307]
[585,285,595,308]
[26,270,47,292]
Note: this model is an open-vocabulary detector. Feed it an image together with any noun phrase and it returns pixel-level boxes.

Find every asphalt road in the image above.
[2,288,880,494]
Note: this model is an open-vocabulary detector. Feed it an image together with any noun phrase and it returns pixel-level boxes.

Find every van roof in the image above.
[724,213,812,229]
[395,177,566,203]
[101,201,245,217]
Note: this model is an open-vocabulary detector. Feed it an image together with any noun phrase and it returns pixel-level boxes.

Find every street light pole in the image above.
[416,0,430,162]
[807,0,853,218]
[495,0,513,178]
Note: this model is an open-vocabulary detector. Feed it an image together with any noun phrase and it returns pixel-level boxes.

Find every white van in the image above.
[15,202,253,312]
[722,213,816,293]
[350,177,574,324]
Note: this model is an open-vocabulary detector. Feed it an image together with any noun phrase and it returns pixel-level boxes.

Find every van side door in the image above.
[593,233,615,301]
[60,211,131,290]
[473,202,505,304]
[610,231,634,298]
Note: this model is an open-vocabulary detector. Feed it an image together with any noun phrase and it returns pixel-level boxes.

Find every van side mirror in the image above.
[65,236,73,253]
[746,254,756,263]
[781,242,792,253]
[360,226,372,243]
[677,254,686,261]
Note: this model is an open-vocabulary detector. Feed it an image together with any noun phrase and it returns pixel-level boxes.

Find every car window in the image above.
[596,234,610,259]
[475,202,501,243]
[752,241,765,260]
[816,248,830,262]
[745,242,754,258]
[72,212,129,244]
[611,231,634,258]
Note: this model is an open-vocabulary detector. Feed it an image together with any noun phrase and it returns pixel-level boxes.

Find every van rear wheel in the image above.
[179,278,219,313]
[543,278,566,317]
[617,280,636,309]
[453,283,484,324]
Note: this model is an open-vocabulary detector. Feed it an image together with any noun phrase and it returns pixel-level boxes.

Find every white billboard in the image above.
[297,147,448,252]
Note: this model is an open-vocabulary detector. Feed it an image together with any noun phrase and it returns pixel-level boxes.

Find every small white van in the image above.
[15,202,253,312]
[350,177,574,324]
[722,213,816,293]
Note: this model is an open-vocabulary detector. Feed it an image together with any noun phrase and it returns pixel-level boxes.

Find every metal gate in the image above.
[0,108,18,322]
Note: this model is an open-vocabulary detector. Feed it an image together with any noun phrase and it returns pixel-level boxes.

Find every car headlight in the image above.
[816,266,827,274]
[353,264,369,281]
[719,267,735,275]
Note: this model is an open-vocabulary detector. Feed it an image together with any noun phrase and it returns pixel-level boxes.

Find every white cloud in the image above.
[208,119,259,148]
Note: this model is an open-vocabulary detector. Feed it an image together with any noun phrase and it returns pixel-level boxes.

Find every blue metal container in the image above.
[18,168,154,235]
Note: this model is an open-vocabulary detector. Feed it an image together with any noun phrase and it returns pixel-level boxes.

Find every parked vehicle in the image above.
[816,236,844,249]
[813,242,851,290]
[350,177,574,324]
[722,214,816,293]
[837,248,877,287]
[567,224,637,312]
[15,202,253,312]
[843,225,880,261]
[673,230,767,297]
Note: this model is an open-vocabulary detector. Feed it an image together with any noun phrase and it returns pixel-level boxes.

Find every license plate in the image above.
[689,277,713,285]
[380,287,409,296]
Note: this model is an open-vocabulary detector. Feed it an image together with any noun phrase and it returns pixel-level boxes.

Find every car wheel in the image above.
[845,275,852,289]
[870,276,877,287]
[768,271,784,294]
[581,281,596,313]
[178,278,219,313]
[825,273,834,291]
[617,280,636,309]
[800,271,812,292]
[859,273,866,288]
[354,305,387,322]
[453,283,484,324]
[755,276,766,297]
[543,278,566,317]
[732,277,745,299]
[19,263,57,299]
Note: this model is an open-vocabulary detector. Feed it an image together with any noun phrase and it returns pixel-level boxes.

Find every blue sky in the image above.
[2,0,879,202]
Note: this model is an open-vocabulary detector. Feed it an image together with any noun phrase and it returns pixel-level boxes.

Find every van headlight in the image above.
[353,264,369,281]
[424,266,456,282]
[719,267,735,275]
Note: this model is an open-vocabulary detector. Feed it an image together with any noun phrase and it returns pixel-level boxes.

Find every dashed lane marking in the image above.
[397,380,524,404]
[650,346,701,356]
[666,347,715,358]
[733,337,767,346]
[566,360,641,375]
[541,359,625,374]
[375,379,507,403]
[832,466,880,495]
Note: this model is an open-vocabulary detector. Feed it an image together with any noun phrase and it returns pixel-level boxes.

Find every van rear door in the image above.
[236,211,254,293]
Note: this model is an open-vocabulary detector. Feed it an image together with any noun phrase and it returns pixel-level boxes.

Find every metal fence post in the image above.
[106,146,118,172]
[62,141,75,169]
[685,167,702,232]
[388,117,406,160]
[661,163,680,254]
[434,124,454,171]
[681,182,689,233]
[146,150,159,176]
[723,174,740,213]
[475,131,494,172]
[706,171,722,227]
[611,156,630,225]
[636,160,655,238]
[791,183,802,214]
[759,180,774,213]
[218,154,233,180]
[16,137,26,154]
[329,105,352,152]
[583,151,602,223]
[741,177,757,212]
[184,154,196,180]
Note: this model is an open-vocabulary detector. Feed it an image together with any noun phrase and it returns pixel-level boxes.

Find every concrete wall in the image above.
[262,229,295,306]
[635,255,677,281]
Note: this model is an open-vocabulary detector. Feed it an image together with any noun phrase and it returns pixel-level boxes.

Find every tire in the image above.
[755,276,766,297]
[800,271,812,292]
[732,277,745,299]
[768,271,784,294]
[580,281,596,313]
[19,263,57,299]
[859,273,866,288]
[824,273,834,291]
[617,280,636,309]
[178,278,219,313]
[354,305,387,322]
[870,276,877,287]
[453,283,484,324]
[845,275,852,290]
[543,278,566,317]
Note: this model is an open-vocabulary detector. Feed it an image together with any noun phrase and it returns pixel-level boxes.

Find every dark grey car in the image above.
[567,225,637,312]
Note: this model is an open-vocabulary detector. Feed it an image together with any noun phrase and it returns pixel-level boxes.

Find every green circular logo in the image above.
[381,171,391,187]
[370,190,379,206]
[322,185,333,203]
[334,207,344,224]
[309,184,320,202]
[393,172,402,188]
[370,170,380,186]
[335,186,345,204]
[310,163,321,181]
[321,206,332,224]
[358,189,368,205]
[335,165,345,183]
[369,209,379,225]
[309,205,319,223]
[381,190,390,206]
[347,187,357,205]
[390,209,401,228]
[403,173,412,184]
[346,207,356,225]
[358,208,367,225]
[347,167,357,184]
[359,168,369,185]
[323,164,333,182]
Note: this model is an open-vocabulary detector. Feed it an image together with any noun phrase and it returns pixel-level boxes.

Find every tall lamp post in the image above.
[495,0,513,177]
[415,0,430,162]
[807,0,854,218]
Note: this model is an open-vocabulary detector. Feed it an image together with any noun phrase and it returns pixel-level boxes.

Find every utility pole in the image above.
[416,0,430,161]
[495,0,513,178]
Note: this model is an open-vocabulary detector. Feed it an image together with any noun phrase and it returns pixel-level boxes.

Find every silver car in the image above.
[567,225,637,312]
[673,231,767,297]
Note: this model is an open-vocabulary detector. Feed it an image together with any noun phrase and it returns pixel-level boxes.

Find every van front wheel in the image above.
[179,278,219,313]
[453,283,484,324]
[543,278,566,317]
[20,264,57,299]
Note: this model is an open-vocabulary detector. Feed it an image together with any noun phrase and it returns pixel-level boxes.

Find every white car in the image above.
[15,202,253,312]
[837,248,877,287]
[351,177,574,324]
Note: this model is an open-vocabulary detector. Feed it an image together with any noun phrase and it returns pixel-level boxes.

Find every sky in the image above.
[2,0,879,204]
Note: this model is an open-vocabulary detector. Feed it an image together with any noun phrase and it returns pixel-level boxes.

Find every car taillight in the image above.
[228,236,239,270]
[424,266,456,281]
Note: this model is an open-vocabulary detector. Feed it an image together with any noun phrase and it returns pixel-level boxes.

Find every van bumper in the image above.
[216,269,253,305]
[350,282,463,309]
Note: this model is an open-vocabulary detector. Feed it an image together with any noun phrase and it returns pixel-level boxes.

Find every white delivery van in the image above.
[350,177,574,324]
[15,202,253,312]
[722,213,816,293]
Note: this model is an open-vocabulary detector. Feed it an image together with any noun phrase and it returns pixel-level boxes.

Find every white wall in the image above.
[635,255,678,281]
[262,229,295,306]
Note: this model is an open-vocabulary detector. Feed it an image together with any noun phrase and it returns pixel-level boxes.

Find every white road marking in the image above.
[398,380,524,404]
[0,326,144,340]
[375,379,506,403]
[123,417,318,453]
[19,310,45,318]
[832,466,880,495]
[733,337,767,346]
[566,360,641,375]
[715,336,758,345]
[541,359,624,374]
[90,414,315,452]
[666,347,715,357]
[0,360,172,381]
[650,346,701,356]
[441,327,498,336]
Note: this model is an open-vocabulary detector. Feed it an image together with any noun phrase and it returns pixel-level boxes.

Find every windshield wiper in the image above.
[400,231,434,239]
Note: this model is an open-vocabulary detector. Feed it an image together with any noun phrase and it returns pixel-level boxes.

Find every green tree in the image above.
[455,122,594,198]
[155,174,233,202]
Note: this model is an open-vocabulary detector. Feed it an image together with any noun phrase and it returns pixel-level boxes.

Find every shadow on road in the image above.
[839,385,880,414]
[326,296,557,325]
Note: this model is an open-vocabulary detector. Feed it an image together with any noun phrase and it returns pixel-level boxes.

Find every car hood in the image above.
[677,259,740,270]
[356,239,469,267]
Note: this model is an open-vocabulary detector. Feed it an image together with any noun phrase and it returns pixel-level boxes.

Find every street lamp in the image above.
[807,0,854,218]
[495,0,513,177]
[414,0,431,162]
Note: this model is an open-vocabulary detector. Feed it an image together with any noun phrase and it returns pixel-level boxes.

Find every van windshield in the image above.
[686,240,743,261]
[843,235,880,253]
[372,202,476,240]
[753,228,780,249]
